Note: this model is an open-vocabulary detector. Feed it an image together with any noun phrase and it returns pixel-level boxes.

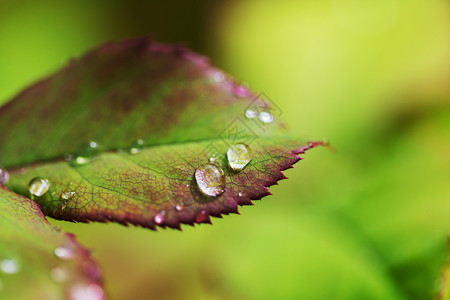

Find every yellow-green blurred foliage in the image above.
[1,0,449,299]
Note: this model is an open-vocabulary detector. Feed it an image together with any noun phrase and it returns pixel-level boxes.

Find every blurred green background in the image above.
[1,0,449,299]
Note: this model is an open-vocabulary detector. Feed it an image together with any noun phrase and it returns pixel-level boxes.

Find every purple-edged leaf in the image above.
[0,187,104,299]
[0,38,324,229]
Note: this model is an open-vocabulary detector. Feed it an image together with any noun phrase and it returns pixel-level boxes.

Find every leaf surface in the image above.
[0,187,104,299]
[0,38,323,229]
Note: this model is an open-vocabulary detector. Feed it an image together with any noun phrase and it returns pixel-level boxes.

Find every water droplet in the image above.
[50,267,68,283]
[175,204,184,212]
[245,109,257,119]
[61,191,76,200]
[28,177,50,197]
[195,164,226,197]
[64,153,74,161]
[209,155,216,162]
[72,141,101,166]
[233,85,249,98]
[54,245,75,260]
[1,259,20,274]
[69,283,104,300]
[154,212,165,224]
[0,167,9,185]
[238,192,243,197]
[195,210,208,223]
[213,71,225,82]
[227,144,252,172]
[259,111,273,123]
[53,225,62,232]
[129,139,144,154]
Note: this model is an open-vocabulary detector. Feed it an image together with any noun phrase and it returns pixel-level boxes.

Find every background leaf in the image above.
[0,187,104,299]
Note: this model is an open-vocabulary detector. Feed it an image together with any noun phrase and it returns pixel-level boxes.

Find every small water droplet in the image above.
[54,245,75,260]
[129,139,144,154]
[209,155,216,162]
[1,259,20,274]
[61,191,76,200]
[245,109,257,119]
[64,153,74,161]
[195,210,208,223]
[175,204,184,211]
[72,141,101,166]
[50,267,68,283]
[154,213,164,224]
[238,192,243,197]
[227,144,252,172]
[233,85,249,98]
[259,111,273,123]
[213,71,225,82]
[28,177,50,197]
[69,283,104,300]
[195,164,226,197]
[53,225,62,232]
[0,167,9,185]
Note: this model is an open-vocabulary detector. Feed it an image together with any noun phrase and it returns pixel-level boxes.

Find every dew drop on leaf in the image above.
[61,191,76,200]
[50,267,68,283]
[69,283,104,300]
[129,139,144,154]
[0,167,9,185]
[196,210,208,223]
[233,85,249,98]
[54,245,75,260]
[259,111,273,123]
[245,109,257,119]
[227,144,252,172]
[28,177,51,197]
[0,258,20,274]
[195,164,226,197]
[72,141,101,166]
[213,71,225,82]
[154,211,165,224]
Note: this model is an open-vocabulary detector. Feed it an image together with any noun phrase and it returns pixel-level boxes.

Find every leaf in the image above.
[0,38,324,229]
[0,187,104,299]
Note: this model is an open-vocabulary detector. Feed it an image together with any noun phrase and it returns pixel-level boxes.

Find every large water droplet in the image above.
[28,177,50,197]
[129,139,144,154]
[227,144,252,172]
[245,109,257,119]
[0,259,20,274]
[72,141,101,166]
[195,164,226,197]
[69,283,104,300]
[54,245,75,260]
[259,111,273,123]
[0,167,9,185]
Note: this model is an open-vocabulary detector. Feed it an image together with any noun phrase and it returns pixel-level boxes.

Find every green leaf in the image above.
[0,187,104,299]
[0,38,323,229]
